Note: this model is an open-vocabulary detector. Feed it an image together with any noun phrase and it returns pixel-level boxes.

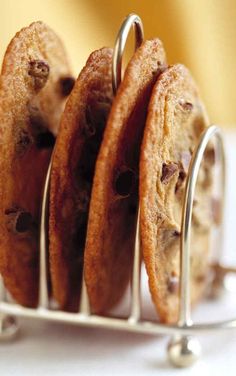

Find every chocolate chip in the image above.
[167,274,179,294]
[15,130,32,156]
[161,163,178,184]
[179,100,193,112]
[173,230,180,237]
[175,170,186,192]
[114,168,136,197]
[204,147,215,165]
[59,76,75,96]
[35,131,55,149]
[174,152,191,192]
[152,62,167,77]
[162,229,180,242]
[28,60,50,90]
[193,117,205,138]
[161,228,180,252]
[5,207,32,233]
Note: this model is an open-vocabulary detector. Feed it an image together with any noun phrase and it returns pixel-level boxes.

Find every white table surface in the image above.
[1,132,236,376]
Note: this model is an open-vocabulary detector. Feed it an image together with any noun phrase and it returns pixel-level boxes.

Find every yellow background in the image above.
[1,0,236,127]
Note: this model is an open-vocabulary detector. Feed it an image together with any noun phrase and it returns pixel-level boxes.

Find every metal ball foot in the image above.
[0,314,19,341]
[167,335,201,368]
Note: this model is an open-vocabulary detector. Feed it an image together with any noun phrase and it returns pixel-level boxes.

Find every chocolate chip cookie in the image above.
[49,48,113,311]
[140,64,214,323]
[84,39,167,313]
[0,22,73,307]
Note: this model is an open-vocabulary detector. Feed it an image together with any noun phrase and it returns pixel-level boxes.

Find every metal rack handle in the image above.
[168,125,226,367]
[112,13,144,94]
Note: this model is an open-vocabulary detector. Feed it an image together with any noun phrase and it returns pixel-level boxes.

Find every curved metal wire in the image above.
[38,159,52,309]
[112,13,144,94]
[179,125,226,327]
[111,13,144,321]
[168,125,226,367]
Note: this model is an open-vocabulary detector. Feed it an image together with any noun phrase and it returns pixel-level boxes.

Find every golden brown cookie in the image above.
[0,22,73,307]
[84,39,167,313]
[140,64,214,323]
[49,48,113,311]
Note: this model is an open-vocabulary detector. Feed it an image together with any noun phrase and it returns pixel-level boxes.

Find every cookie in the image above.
[84,39,167,313]
[140,64,214,323]
[49,48,113,311]
[0,22,73,307]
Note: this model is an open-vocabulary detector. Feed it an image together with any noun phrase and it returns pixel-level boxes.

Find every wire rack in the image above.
[0,13,235,369]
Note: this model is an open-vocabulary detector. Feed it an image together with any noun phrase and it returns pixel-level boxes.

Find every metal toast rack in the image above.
[0,13,235,369]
